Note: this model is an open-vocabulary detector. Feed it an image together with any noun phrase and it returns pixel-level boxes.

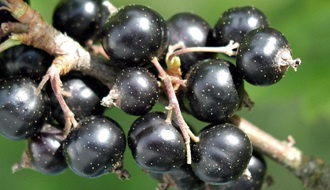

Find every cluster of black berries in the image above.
[0,0,301,189]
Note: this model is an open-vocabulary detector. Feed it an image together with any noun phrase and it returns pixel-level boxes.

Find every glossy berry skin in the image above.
[236,27,291,85]
[0,77,50,140]
[63,116,126,178]
[213,6,268,46]
[0,45,53,80]
[167,12,213,74]
[128,112,185,173]
[110,67,159,115]
[102,4,168,66]
[192,123,252,184]
[53,0,109,44]
[184,59,244,123]
[27,124,67,175]
[169,164,205,190]
[148,164,205,190]
[211,151,267,190]
[49,72,107,126]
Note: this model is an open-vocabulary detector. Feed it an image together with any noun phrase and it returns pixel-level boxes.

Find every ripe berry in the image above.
[0,45,53,80]
[147,164,205,190]
[27,124,67,175]
[167,12,213,74]
[236,27,301,85]
[103,67,159,116]
[102,4,168,66]
[49,72,108,126]
[211,151,267,190]
[184,59,244,123]
[63,116,126,178]
[168,164,205,190]
[0,77,50,140]
[213,6,268,46]
[128,112,186,173]
[192,123,252,184]
[53,0,109,44]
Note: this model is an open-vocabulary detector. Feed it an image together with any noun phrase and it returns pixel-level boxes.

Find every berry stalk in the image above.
[151,57,199,164]
[167,40,239,62]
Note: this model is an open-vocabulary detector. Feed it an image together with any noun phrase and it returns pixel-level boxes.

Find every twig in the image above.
[229,115,330,190]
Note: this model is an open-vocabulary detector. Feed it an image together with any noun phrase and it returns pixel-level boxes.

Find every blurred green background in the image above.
[0,0,330,189]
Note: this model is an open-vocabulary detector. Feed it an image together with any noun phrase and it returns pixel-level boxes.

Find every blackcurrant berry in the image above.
[184,59,244,123]
[27,124,67,175]
[103,67,159,116]
[48,72,108,126]
[167,12,213,74]
[168,164,205,190]
[63,115,125,178]
[102,4,168,66]
[213,6,269,46]
[147,164,205,190]
[211,151,267,190]
[53,0,109,44]
[191,123,252,184]
[0,77,50,140]
[128,112,185,173]
[0,45,53,80]
[236,27,301,85]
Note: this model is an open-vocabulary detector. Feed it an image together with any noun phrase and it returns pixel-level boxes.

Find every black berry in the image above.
[168,164,205,190]
[211,151,267,190]
[184,59,244,123]
[0,45,53,80]
[53,0,109,44]
[104,67,159,116]
[0,77,50,140]
[128,112,185,173]
[213,6,268,46]
[192,123,252,184]
[27,124,67,175]
[102,4,168,66]
[147,164,205,190]
[63,116,126,178]
[236,27,301,85]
